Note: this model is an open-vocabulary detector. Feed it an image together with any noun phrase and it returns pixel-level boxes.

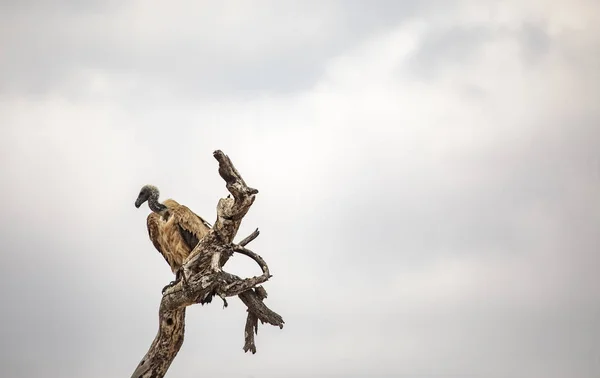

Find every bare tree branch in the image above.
[239,228,260,246]
[243,311,259,354]
[130,150,283,378]
[237,284,284,328]
[240,285,281,354]
[233,245,270,276]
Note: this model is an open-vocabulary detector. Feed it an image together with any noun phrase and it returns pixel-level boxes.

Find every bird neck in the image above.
[148,193,167,214]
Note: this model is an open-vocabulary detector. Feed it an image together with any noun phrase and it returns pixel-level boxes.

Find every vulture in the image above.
[134,184,212,289]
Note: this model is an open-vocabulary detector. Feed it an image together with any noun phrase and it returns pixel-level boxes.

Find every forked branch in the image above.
[130,150,283,378]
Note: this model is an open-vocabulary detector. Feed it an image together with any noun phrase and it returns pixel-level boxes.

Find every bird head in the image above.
[135,184,159,208]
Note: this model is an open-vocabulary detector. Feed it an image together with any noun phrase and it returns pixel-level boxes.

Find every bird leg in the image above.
[219,295,228,309]
[161,281,181,294]
[161,280,178,294]
[178,266,189,287]
[161,268,188,294]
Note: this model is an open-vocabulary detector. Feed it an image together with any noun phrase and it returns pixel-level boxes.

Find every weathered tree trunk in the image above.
[131,150,284,378]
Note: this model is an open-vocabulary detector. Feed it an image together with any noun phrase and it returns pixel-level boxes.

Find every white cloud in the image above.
[0,1,599,377]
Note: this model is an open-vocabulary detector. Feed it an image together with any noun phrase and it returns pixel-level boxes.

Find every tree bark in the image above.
[131,150,284,378]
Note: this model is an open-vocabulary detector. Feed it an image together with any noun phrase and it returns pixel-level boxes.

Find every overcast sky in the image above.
[1,1,599,377]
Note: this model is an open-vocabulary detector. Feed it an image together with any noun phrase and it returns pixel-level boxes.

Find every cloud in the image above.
[0,1,599,378]
[0,0,430,100]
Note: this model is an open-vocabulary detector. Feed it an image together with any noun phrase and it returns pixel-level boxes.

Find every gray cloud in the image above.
[408,25,494,79]
[1,1,599,378]
[0,0,428,100]
[406,20,558,81]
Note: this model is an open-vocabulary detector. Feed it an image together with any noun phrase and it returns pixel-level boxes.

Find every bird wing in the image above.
[170,204,212,250]
[163,198,211,228]
[147,212,171,266]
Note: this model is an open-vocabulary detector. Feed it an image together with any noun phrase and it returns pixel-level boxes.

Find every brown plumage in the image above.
[135,185,212,280]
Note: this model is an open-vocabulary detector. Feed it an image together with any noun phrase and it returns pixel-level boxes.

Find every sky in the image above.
[0,1,599,377]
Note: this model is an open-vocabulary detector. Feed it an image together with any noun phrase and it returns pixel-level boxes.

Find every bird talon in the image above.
[179,267,189,287]
[161,280,178,294]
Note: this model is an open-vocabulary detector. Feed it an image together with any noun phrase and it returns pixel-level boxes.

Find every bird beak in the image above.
[135,198,143,208]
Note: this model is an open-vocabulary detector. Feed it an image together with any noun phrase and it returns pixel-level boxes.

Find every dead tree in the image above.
[131,150,284,378]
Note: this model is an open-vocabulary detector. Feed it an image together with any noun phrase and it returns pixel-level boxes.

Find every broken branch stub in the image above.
[130,150,283,378]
